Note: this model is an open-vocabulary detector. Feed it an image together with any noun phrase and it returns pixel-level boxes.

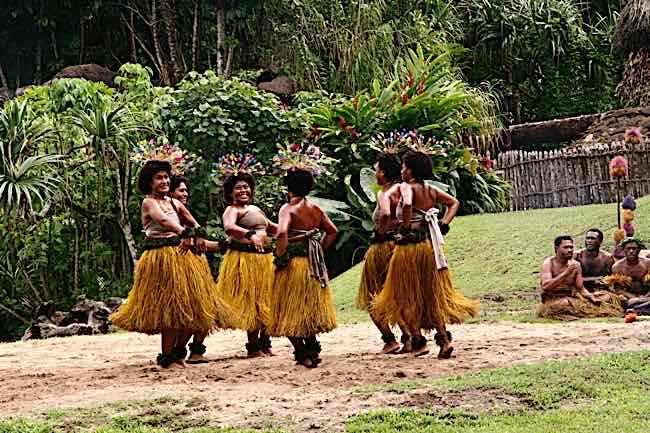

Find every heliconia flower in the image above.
[349,128,359,142]
[609,155,628,178]
[337,116,347,129]
[624,127,642,144]
[290,143,302,153]
[406,72,414,88]
[401,91,409,105]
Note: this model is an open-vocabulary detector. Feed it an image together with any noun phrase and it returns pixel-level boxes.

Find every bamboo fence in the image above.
[496,141,650,210]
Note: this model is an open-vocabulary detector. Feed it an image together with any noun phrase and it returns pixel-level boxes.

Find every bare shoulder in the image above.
[612,258,625,272]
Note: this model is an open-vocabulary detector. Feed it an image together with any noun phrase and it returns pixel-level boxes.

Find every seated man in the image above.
[575,228,614,291]
[538,235,622,320]
[608,238,650,315]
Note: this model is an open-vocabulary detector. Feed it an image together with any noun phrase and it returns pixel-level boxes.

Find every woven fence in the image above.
[496,141,650,210]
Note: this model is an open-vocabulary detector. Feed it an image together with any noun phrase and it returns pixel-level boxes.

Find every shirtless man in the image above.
[540,236,600,308]
[575,228,614,291]
[611,239,650,312]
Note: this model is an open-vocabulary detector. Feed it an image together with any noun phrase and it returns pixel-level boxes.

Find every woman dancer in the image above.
[269,167,338,368]
[215,171,277,357]
[110,160,235,368]
[357,151,411,354]
[373,150,479,358]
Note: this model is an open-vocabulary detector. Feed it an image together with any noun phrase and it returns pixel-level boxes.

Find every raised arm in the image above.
[173,199,199,228]
[540,258,578,293]
[275,205,291,257]
[266,219,279,236]
[143,199,184,234]
[319,209,338,251]
[432,186,459,225]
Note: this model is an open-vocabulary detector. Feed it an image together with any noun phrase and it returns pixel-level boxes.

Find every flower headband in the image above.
[131,138,202,175]
[213,152,265,179]
[273,142,334,176]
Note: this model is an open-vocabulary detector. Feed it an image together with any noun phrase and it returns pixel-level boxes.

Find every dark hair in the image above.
[170,175,189,193]
[138,160,172,194]
[376,153,401,183]
[223,172,256,204]
[586,228,604,242]
[402,151,433,182]
[554,235,573,248]
[285,168,314,197]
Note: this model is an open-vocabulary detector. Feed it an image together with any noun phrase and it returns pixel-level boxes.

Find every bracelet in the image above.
[195,226,207,238]
[273,253,289,268]
[244,230,256,240]
[180,227,195,239]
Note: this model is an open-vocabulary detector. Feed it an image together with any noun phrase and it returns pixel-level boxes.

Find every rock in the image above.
[54,64,115,87]
[257,76,297,96]
[15,86,32,97]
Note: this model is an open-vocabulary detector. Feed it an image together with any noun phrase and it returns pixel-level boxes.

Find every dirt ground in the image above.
[1,320,650,431]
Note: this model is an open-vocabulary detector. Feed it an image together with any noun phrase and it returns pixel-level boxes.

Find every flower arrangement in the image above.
[131,138,202,175]
[609,155,628,178]
[273,142,334,176]
[624,127,642,145]
[212,152,265,179]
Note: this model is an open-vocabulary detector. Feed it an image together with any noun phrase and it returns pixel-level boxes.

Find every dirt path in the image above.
[2,321,649,431]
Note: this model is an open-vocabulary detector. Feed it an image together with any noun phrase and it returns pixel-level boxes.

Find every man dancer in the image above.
[610,238,650,314]
[575,228,614,291]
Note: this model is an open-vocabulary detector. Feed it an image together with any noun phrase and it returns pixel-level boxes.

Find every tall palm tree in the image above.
[0,100,61,217]
[614,0,650,106]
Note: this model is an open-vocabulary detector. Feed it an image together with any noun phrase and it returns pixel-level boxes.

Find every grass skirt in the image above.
[110,246,236,334]
[215,250,273,331]
[372,240,480,332]
[357,241,395,310]
[536,294,623,321]
[268,257,337,337]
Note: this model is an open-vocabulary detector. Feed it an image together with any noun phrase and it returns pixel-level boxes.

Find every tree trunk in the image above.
[79,16,85,64]
[112,157,137,265]
[151,0,170,85]
[617,48,650,107]
[0,64,8,88]
[192,0,200,70]
[129,9,137,62]
[35,39,42,84]
[225,46,234,78]
[51,30,59,60]
[160,0,183,84]
[216,0,226,75]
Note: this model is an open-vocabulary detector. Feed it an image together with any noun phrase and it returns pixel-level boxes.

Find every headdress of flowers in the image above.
[369,132,403,155]
[213,152,265,179]
[131,138,202,175]
[398,129,443,155]
[273,141,334,176]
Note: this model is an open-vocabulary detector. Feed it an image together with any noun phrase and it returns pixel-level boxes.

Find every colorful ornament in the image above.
[131,138,202,175]
[624,127,642,145]
[609,155,628,178]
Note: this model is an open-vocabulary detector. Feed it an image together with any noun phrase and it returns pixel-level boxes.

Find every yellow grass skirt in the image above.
[268,257,337,337]
[536,294,623,321]
[110,246,236,334]
[372,240,480,332]
[356,241,395,310]
[215,250,273,331]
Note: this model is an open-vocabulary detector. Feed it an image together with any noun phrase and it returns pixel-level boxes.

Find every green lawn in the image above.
[332,196,650,322]
[3,351,649,433]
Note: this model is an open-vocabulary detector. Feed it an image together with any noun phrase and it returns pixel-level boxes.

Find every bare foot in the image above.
[398,340,412,354]
[413,342,429,357]
[437,343,454,359]
[186,353,209,364]
[381,341,401,354]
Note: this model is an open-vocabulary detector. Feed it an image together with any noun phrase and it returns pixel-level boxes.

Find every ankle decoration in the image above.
[400,333,411,344]
[305,339,321,354]
[433,331,452,347]
[260,335,272,350]
[189,342,206,355]
[156,353,176,368]
[381,333,397,344]
[246,341,262,354]
[412,336,427,350]
[172,346,188,360]
[293,347,309,362]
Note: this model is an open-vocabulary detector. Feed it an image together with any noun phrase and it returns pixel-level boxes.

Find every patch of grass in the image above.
[0,396,289,433]
[347,351,650,432]
[331,196,650,323]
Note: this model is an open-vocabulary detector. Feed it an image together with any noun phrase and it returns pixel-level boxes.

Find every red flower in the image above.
[337,116,347,129]
[349,128,359,142]
[401,91,409,105]
[289,143,301,153]
[406,72,414,88]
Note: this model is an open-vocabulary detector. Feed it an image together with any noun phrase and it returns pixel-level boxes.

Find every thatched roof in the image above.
[614,0,650,56]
